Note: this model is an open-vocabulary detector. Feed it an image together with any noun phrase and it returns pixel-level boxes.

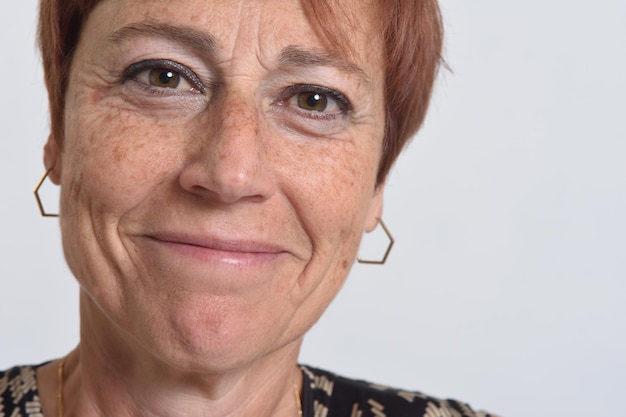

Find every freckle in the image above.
[342,259,349,270]
[91,89,105,104]
[112,143,123,164]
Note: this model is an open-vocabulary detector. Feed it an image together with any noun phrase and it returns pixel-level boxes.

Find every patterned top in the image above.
[0,364,493,417]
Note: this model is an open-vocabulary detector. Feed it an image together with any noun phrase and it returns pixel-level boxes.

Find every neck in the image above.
[49,295,304,417]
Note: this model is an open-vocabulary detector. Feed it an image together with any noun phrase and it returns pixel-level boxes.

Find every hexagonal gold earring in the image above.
[34,169,59,217]
[356,218,394,265]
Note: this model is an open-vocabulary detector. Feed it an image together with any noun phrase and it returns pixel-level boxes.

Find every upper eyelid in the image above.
[122,59,207,92]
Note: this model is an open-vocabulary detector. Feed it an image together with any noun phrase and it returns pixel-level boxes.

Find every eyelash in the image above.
[121,60,352,119]
[122,59,206,94]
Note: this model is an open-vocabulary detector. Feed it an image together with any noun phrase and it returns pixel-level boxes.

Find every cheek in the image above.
[61,103,183,217]
[270,136,380,298]
[274,139,379,231]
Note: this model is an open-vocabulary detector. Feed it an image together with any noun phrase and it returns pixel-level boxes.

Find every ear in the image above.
[43,135,62,185]
[364,183,384,232]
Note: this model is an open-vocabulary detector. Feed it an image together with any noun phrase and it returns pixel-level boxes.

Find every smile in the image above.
[143,233,286,266]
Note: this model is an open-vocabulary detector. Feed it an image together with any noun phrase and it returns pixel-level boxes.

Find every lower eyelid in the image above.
[272,102,346,125]
[124,79,204,102]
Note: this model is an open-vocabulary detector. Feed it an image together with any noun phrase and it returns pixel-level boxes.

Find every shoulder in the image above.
[0,365,44,416]
[300,365,496,417]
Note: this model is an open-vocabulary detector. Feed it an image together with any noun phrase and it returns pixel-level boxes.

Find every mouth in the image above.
[143,232,286,266]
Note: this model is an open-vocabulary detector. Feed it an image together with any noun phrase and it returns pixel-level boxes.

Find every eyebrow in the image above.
[278,45,372,87]
[108,22,218,57]
[108,23,371,86]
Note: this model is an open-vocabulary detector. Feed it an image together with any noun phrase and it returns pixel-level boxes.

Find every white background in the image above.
[1,1,625,416]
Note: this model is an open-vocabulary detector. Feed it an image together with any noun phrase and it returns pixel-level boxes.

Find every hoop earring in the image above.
[34,168,59,217]
[357,218,394,265]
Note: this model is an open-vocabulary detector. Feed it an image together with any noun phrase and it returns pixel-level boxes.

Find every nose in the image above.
[178,94,276,204]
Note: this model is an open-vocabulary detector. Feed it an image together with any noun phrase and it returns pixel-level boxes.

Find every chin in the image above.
[118,292,295,372]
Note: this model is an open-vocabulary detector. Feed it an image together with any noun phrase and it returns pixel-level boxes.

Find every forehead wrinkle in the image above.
[108,21,218,58]
[278,45,372,88]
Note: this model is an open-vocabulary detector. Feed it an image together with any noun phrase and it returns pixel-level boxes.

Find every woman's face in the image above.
[46,0,385,369]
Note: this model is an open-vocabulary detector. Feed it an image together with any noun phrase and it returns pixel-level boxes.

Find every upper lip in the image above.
[146,232,286,254]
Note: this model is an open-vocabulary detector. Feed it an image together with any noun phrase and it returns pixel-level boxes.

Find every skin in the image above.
[38,0,386,416]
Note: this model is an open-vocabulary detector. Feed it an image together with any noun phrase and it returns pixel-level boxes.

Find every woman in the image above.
[1,0,494,416]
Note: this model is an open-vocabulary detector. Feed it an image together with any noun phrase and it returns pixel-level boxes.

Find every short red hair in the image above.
[39,0,443,184]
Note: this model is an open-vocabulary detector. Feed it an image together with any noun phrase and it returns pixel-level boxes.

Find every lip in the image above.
[142,232,287,266]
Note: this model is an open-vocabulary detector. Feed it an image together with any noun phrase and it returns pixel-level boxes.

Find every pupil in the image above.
[159,71,174,84]
[307,94,321,107]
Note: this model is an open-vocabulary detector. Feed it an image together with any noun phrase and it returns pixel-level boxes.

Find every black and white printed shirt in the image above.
[0,364,494,417]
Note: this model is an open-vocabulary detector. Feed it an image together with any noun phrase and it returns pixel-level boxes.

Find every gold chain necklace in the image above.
[57,357,65,417]
[57,358,303,417]
[294,383,303,417]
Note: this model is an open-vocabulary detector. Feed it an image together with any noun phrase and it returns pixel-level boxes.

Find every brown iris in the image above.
[148,69,181,89]
[297,92,328,112]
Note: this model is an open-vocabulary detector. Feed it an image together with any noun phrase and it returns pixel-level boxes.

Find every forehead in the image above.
[87,0,383,73]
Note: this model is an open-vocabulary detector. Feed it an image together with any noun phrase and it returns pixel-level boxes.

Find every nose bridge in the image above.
[179,89,275,204]
[212,91,264,179]
[217,92,260,154]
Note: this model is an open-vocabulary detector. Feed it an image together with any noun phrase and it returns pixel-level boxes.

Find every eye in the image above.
[282,84,350,117]
[123,59,205,94]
